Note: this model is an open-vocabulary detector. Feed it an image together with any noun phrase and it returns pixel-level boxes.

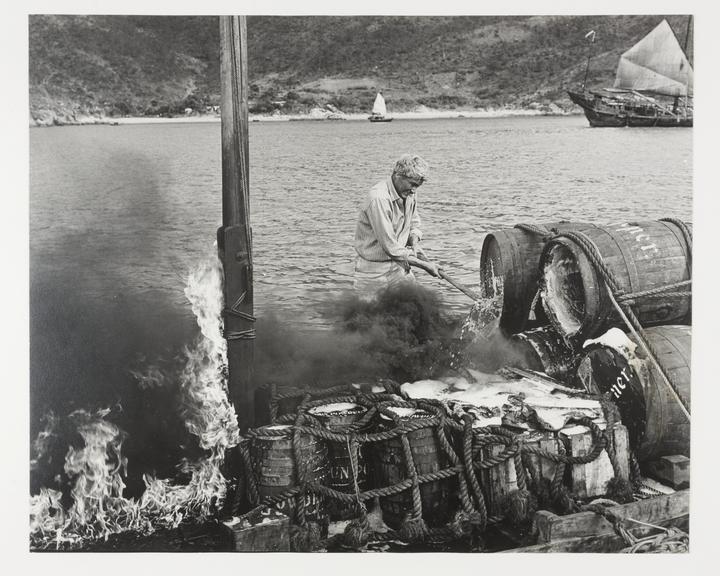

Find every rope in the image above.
[247,416,440,444]
[269,383,279,423]
[223,329,256,340]
[550,444,570,510]
[400,433,424,520]
[237,440,259,506]
[514,223,553,240]
[292,411,308,525]
[614,280,691,303]
[582,500,689,553]
[462,416,488,528]
[222,291,257,339]
[553,231,623,294]
[431,409,476,518]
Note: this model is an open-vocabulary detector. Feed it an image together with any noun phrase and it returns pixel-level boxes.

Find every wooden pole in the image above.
[218,15,255,430]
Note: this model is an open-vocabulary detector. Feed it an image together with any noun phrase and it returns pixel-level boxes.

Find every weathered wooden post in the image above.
[218,15,255,430]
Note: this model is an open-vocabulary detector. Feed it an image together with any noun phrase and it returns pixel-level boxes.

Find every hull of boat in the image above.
[368,116,393,122]
[567,90,692,128]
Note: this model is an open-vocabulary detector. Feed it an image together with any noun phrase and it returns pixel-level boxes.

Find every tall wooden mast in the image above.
[218,16,255,430]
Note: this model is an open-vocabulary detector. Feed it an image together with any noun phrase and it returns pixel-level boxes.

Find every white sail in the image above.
[372,92,387,116]
[613,19,693,97]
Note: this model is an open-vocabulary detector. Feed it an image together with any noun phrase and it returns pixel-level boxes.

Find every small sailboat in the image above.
[567,18,693,127]
[368,91,393,122]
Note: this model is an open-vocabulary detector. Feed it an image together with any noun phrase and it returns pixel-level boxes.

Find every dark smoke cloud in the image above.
[255,281,463,391]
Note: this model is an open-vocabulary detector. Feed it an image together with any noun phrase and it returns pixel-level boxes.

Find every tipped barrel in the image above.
[576,325,691,460]
[510,326,579,383]
[480,222,595,333]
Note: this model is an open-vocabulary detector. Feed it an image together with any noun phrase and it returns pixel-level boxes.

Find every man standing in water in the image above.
[354,153,441,293]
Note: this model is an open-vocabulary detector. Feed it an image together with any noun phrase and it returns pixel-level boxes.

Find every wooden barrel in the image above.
[480,222,595,334]
[576,325,691,461]
[308,402,371,520]
[539,220,691,342]
[249,424,329,528]
[510,326,580,383]
[374,407,452,529]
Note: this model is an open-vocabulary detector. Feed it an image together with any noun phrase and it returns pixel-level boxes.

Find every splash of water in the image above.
[29,254,240,549]
[459,274,503,342]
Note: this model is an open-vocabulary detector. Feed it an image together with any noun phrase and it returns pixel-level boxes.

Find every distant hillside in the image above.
[28,15,693,125]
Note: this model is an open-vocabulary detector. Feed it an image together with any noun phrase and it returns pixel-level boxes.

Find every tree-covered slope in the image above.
[28,14,693,124]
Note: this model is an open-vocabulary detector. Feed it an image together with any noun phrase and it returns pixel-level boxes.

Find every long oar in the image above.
[410,260,482,301]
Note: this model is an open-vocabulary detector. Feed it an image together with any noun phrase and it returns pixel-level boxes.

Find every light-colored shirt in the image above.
[354,176,423,262]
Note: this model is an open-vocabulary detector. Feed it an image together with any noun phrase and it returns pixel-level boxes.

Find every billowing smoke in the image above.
[254,281,463,390]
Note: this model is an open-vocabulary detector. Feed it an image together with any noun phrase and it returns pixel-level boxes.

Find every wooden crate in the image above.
[560,422,629,499]
[223,508,290,552]
[525,489,689,551]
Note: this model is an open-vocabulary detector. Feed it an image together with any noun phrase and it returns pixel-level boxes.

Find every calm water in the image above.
[29,115,692,434]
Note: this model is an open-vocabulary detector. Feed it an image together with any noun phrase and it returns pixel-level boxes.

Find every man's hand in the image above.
[408,234,429,261]
[424,261,441,277]
[406,255,441,277]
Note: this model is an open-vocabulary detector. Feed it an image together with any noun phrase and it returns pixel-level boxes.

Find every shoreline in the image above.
[30,106,579,127]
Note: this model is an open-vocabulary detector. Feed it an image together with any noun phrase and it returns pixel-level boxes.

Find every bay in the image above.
[28,115,692,466]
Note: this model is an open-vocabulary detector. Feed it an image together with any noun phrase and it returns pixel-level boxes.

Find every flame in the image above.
[29,488,66,545]
[29,254,240,549]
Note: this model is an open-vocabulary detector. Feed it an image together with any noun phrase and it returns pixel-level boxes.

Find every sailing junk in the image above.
[568,19,693,127]
[368,91,393,122]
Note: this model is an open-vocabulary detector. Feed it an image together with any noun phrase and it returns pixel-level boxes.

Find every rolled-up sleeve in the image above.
[366,197,412,259]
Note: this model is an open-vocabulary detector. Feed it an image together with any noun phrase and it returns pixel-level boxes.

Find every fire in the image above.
[29,254,240,549]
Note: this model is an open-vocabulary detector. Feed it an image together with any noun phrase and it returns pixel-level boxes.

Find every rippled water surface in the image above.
[29,116,692,424]
[31,116,692,317]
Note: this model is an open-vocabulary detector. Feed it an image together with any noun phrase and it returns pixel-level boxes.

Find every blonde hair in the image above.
[393,154,429,180]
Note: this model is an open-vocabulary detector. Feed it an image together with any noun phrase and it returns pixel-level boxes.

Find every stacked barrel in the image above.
[479,218,692,461]
[241,397,461,548]
[234,385,649,551]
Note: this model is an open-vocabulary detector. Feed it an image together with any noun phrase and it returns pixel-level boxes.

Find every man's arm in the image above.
[407,207,427,260]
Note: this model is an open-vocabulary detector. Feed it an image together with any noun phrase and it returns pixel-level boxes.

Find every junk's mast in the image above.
[218,16,255,430]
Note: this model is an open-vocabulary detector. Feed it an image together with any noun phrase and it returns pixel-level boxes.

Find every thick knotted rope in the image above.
[514,223,554,240]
